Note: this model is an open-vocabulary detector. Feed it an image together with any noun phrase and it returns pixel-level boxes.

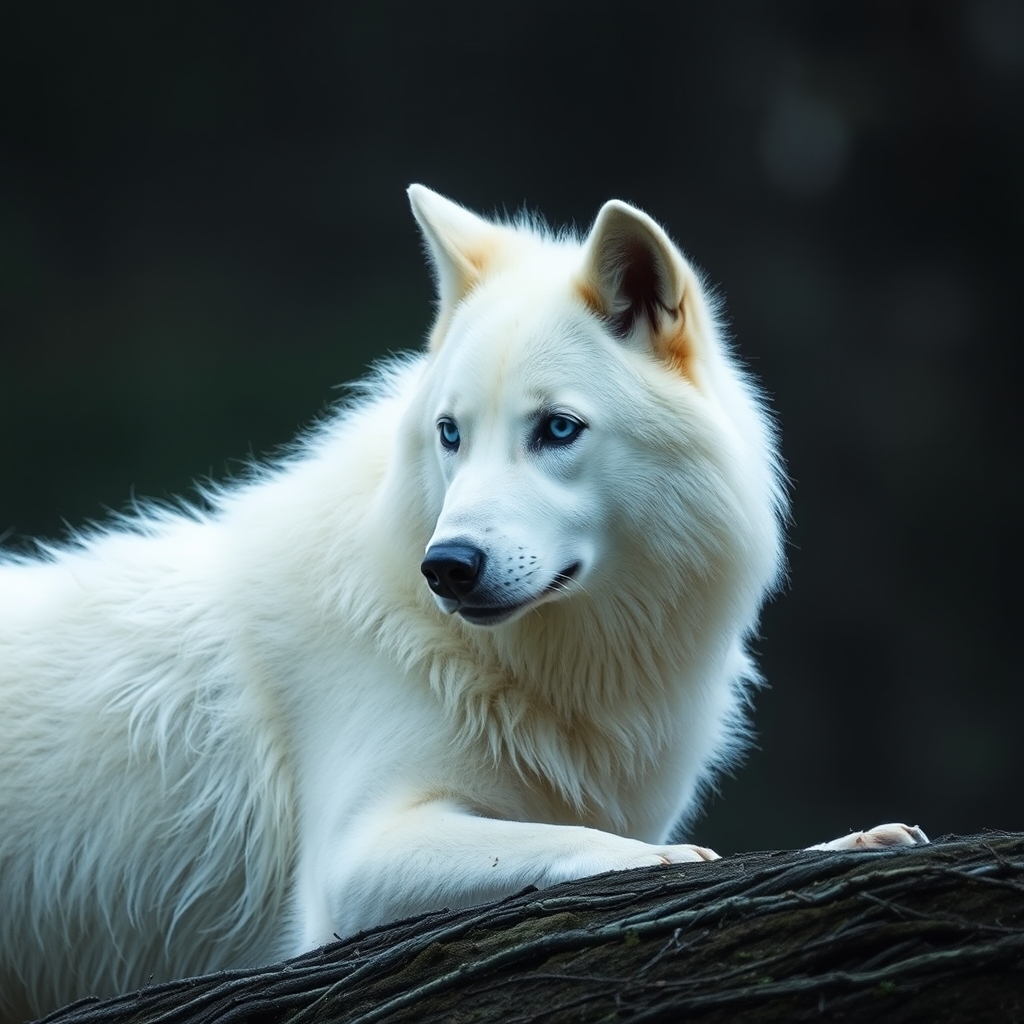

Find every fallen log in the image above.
[35,832,1024,1023]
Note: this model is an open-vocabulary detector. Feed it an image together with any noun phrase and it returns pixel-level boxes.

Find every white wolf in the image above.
[0,187,925,1021]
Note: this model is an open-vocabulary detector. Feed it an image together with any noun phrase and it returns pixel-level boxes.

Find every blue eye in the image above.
[438,418,460,451]
[547,416,578,440]
[537,414,584,447]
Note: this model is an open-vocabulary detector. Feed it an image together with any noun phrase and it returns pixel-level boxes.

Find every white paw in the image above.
[808,822,929,852]
[552,840,719,884]
[652,843,720,864]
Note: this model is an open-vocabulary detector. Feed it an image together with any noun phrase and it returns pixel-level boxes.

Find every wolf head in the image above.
[405,186,783,632]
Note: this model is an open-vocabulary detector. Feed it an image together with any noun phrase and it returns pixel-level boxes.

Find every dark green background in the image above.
[1,2,1020,851]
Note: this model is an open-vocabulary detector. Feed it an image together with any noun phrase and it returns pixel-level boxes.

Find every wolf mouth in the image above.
[457,562,581,625]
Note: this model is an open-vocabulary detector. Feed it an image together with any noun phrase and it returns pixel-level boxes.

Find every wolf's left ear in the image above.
[579,201,701,381]
[408,185,501,317]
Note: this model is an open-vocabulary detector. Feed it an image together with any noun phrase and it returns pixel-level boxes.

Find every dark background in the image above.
[1,2,1020,852]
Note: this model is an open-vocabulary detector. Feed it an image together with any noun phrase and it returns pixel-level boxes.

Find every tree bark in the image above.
[35,833,1024,1024]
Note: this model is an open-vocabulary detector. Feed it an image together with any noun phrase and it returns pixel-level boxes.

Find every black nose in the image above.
[421,543,485,601]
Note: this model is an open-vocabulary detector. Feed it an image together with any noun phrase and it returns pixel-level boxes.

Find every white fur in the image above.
[0,187,919,1021]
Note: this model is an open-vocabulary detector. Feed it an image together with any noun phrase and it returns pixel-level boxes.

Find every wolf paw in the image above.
[653,843,720,863]
[808,822,929,852]
[556,840,720,882]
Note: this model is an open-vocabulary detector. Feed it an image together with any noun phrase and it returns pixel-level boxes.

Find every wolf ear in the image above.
[408,185,501,316]
[579,201,700,381]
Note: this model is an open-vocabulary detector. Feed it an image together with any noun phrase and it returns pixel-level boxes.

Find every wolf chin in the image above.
[0,187,924,1021]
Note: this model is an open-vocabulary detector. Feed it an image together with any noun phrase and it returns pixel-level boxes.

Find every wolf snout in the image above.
[421,543,484,601]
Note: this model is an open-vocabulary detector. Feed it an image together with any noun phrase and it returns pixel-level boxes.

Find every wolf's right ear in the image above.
[408,185,501,320]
